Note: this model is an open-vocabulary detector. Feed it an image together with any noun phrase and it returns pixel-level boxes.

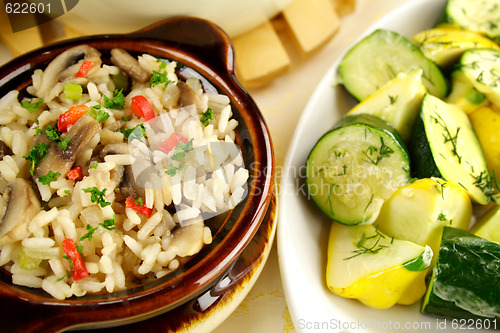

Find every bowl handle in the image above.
[128,17,235,81]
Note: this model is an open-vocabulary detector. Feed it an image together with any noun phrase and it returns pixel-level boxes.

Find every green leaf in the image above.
[23,142,49,176]
[103,89,125,110]
[20,98,44,113]
[38,171,61,185]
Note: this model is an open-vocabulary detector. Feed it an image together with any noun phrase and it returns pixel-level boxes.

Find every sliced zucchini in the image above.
[412,26,500,67]
[422,227,500,320]
[306,114,410,225]
[446,69,488,114]
[338,29,448,101]
[327,223,432,309]
[375,177,472,261]
[445,0,500,41]
[461,48,500,109]
[410,93,492,204]
[347,68,426,142]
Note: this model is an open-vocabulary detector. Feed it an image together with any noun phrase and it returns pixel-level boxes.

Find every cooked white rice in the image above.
[0,46,248,299]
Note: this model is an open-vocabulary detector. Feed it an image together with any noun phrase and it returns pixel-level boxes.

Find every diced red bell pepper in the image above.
[62,238,89,281]
[58,105,89,132]
[125,196,153,218]
[130,95,155,121]
[75,60,94,78]
[66,165,83,181]
[158,132,188,154]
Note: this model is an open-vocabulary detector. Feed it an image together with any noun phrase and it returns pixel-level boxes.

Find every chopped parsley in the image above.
[80,214,117,242]
[20,98,44,113]
[172,138,194,161]
[200,109,214,126]
[64,190,71,195]
[88,104,110,123]
[150,60,173,88]
[36,124,60,141]
[23,142,49,176]
[57,137,71,151]
[82,187,111,207]
[80,224,99,242]
[115,124,146,141]
[103,89,125,110]
[36,124,71,152]
[90,162,98,169]
[38,171,61,185]
[165,163,184,176]
[121,117,131,121]
[100,214,116,231]
[134,197,143,206]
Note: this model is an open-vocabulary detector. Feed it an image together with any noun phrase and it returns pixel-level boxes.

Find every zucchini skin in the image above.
[422,227,500,320]
[409,114,442,179]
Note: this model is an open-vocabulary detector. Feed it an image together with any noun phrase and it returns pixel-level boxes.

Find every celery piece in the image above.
[64,84,83,100]
[19,250,42,270]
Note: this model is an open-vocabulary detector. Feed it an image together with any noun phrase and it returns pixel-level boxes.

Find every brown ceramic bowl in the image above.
[0,17,274,332]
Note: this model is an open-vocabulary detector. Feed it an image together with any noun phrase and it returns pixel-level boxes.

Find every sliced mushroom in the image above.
[100,142,145,199]
[100,142,129,158]
[36,45,101,98]
[0,141,12,160]
[177,81,202,112]
[34,115,100,178]
[0,178,41,245]
[110,48,149,84]
[167,219,205,257]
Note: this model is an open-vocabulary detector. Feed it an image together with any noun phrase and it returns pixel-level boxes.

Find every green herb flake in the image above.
[38,171,61,185]
[103,89,125,110]
[100,214,117,231]
[200,109,214,126]
[57,137,71,151]
[20,98,44,113]
[362,136,394,165]
[344,226,389,260]
[80,224,99,242]
[90,162,98,169]
[165,163,184,176]
[23,142,49,176]
[82,186,111,208]
[115,124,146,141]
[172,138,194,161]
[150,60,173,87]
[88,104,111,123]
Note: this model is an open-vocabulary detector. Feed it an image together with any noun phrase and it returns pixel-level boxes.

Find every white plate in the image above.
[276,0,490,332]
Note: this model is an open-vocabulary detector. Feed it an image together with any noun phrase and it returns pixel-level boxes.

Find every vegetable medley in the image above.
[306,0,500,321]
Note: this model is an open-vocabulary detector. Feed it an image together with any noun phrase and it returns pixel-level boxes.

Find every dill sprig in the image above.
[363,136,394,165]
[344,226,393,260]
[430,113,462,164]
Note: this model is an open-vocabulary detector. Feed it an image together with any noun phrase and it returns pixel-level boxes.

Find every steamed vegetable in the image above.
[422,227,500,320]
[338,29,448,101]
[375,178,472,258]
[347,69,426,142]
[412,25,499,66]
[327,223,432,309]
[410,93,492,204]
[306,114,410,225]
[444,0,500,41]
